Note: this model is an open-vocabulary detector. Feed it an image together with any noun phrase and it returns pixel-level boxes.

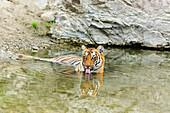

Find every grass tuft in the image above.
[31,22,38,29]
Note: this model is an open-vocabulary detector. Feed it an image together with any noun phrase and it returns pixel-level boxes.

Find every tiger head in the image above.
[81,45,105,74]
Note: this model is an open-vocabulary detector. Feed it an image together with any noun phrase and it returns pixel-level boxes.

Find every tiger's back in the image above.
[52,54,82,67]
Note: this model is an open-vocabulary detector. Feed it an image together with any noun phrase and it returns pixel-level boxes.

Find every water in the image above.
[0,45,170,113]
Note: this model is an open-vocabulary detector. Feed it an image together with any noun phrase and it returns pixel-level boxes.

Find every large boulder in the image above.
[36,0,170,49]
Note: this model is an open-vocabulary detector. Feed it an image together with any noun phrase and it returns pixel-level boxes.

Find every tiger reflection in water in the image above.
[79,73,104,98]
[18,45,105,97]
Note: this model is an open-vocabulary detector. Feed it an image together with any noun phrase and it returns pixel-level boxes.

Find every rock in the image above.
[109,35,124,45]
[89,28,111,44]
[143,31,168,47]
[32,46,39,53]
[41,12,55,22]
[34,0,48,9]
[45,0,170,49]
[0,49,17,62]
[91,20,112,28]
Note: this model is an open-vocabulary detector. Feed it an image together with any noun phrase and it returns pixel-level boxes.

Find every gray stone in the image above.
[89,28,111,44]
[91,20,112,28]
[41,12,55,22]
[109,35,124,45]
[34,0,48,9]
[143,31,168,47]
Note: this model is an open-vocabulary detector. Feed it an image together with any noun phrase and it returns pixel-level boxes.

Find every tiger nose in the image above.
[85,66,90,69]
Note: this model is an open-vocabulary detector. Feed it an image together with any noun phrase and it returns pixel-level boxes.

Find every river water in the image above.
[0,45,170,113]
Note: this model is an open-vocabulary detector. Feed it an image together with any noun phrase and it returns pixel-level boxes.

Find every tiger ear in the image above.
[82,45,87,51]
[97,45,104,54]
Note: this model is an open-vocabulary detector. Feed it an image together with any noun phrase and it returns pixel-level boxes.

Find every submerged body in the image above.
[18,45,105,74]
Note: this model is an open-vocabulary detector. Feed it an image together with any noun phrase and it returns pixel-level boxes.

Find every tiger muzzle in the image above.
[85,66,91,74]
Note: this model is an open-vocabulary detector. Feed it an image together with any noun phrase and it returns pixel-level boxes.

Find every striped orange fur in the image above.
[18,45,105,74]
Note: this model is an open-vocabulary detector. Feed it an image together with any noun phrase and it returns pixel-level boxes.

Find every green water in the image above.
[0,46,170,113]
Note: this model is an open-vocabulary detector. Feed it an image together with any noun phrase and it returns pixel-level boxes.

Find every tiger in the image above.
[18,45,105,75]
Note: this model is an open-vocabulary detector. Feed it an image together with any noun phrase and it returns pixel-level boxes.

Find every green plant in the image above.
[50,20,55,24]
[45,20,55,28]
[45,23,51,27]
[31,22,38,29]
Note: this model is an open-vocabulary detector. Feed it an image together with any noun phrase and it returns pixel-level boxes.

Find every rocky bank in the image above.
[36,0,170,49]
[0,0,170,53]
